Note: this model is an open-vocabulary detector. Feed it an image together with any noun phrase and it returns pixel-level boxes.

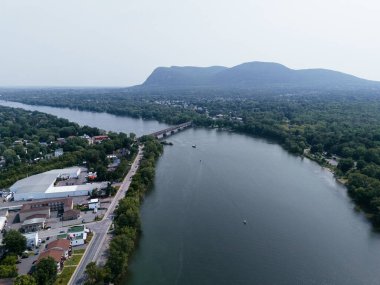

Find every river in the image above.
[1,100,380,284]
[0,100,169,137]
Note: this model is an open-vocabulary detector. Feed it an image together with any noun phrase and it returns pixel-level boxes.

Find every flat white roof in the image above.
[10,167,83,195]
[45,183,103,194]
[23,232,38,239]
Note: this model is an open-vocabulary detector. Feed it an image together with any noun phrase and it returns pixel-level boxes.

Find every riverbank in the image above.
[2,100,380,284]
[1,98,376,228]
[83,137,163,284]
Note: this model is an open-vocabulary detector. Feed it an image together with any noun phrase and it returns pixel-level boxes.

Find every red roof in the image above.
[38,249,63,263]
[46,239,71,251]
[93,135,109,141]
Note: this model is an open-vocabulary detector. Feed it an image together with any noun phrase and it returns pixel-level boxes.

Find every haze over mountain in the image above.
[138,62,380,90]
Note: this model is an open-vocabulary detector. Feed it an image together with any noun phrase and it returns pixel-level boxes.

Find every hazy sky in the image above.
[0,0,379,86]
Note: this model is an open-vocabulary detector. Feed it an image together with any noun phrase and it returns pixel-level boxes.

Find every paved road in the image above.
[69,146,144,285]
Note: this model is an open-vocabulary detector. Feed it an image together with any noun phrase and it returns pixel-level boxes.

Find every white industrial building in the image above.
[10,167,106,201]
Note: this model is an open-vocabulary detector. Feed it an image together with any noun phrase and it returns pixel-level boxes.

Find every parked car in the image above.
[46,237,50,240]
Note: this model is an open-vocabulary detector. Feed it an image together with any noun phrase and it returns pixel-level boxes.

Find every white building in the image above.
[23,232,39,248]
[67,225,87,246]
[88,198,100,210]
[54,148,64,157]
[70,234,86,246]
[10,167,106,201]
[0,217,6,231]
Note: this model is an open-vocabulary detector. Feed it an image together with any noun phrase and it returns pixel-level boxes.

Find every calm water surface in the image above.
[0,100,169,137]
[1,100,380,284]
[127,128,380,285]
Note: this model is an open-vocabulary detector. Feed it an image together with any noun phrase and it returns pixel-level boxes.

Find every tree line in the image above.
[5,89,380,227]
[84,136,163,284]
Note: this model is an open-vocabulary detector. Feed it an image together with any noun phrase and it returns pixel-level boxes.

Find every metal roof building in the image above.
[10,167,105,201]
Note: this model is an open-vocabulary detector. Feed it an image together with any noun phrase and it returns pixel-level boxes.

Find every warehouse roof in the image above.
[22,217,46,226]
[10,167,82,195]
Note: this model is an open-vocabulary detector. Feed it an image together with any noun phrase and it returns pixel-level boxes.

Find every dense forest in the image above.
[2,88,380,226]
[0,105,137,189]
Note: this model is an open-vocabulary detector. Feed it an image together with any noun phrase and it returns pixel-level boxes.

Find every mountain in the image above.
[139,62,379,90]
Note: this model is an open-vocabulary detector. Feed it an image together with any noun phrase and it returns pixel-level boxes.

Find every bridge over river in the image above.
[149,121,192,139]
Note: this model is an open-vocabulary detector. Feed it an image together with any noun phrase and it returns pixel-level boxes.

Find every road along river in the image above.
[2,100,380,284]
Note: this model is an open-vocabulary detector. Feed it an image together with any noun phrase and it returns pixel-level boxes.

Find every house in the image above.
[56,138,66,145]
[54,148,64,157]
[71,234,86,246]
[68,225,87,246]
[88,198,100,210]
[87,172,97,180]
[62,209,81,221]
[46,239,71,259]
[23,232,39,248]
[92,135,109,144]
[38,249,64,271]
[67,225,86,237]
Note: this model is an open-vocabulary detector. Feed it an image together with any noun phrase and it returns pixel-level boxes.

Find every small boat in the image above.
[192,145,197,148]
[243,219,247,225]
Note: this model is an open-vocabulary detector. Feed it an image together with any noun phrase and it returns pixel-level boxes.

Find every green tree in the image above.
[3,230,27,255]
[84,262,107,285]
[33,257,57,285]
[338,158,355,173]
[0,264,17,278]
[14,275,37,285]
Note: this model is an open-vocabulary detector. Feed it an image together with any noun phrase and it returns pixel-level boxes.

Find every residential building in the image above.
[46,239,71,259]
[71,234,86,246]
[68,225,87,246]
[38,249,64,271]
[54,148,64,157]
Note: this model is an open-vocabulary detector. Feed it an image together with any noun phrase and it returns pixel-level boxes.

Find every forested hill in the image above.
[138,61,380,90]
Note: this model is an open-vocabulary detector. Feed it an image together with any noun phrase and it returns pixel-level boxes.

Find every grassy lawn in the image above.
[54,267,76,285]
[73,248,86,254]
[86,232,94,243]
[53,251,84,284]
[65,254,83,266]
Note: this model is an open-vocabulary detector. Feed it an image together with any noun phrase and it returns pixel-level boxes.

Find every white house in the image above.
[88,198,100,210]
[67,225,87,246]
[54,148,64,157]
[70,234,86,246]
